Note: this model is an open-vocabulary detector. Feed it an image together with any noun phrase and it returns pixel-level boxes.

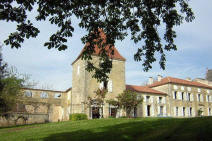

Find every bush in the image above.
[69,113,88,121]
[119,116,127,118]
[108,116,115,119]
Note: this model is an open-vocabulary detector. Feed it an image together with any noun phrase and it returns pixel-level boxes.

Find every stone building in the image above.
[6,30,212,123]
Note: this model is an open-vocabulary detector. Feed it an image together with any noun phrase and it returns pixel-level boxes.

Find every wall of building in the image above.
[71,56,126,118]
[168,84,212,117]
[136,92,167,117]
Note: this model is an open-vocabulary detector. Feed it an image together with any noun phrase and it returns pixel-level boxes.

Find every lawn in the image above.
[0,117,212,141]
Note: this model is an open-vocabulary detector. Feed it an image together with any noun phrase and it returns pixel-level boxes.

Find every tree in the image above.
[0,45,30,114]
[107,90,143,118]
[0,0,195,81]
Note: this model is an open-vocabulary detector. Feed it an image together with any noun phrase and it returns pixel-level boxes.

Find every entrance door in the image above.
[147,105,151,116]
[110,108,117,118]
[92,107,100,119]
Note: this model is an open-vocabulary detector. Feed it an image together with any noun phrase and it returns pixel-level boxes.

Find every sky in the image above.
[0,0,212,91]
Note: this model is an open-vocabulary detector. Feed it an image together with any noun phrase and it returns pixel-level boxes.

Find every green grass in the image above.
[0,117,212,141]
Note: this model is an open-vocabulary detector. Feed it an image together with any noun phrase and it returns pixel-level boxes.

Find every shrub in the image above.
[119,116,127,118]
[69,113,88,121]
[108,116,115,119]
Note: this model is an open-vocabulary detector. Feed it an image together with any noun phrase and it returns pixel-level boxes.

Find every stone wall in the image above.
[0,113,49,127]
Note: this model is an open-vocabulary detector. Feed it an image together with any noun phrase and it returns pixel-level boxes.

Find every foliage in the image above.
[197,109,203,116]
[1,117,212,141]
[107,90,143,118]
[69,113,88,121]
[0,76,24,113]
[0,46,27,114]
[86,88,108,118]
[0,0,195,82]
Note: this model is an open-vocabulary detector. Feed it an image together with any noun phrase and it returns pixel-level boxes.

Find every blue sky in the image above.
[1,0,212,91]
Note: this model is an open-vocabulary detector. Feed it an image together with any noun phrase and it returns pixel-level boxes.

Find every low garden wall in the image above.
[0,113,49,127]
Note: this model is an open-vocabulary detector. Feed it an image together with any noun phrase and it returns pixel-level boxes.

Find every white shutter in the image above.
[172,91,175,99]
[151,96,154,103]
[99,82,104,90]
[191,94,194,101]
[152,105,154,116]
[77,66,80,75]
[144,105,147,116]
[157,97,159,103]
[108,80,112,92]
[164,106,166,116]
[201,95,203,102]
[143,95,146,102]
[187,107,190,117]
[180,107,183,116]
[206,95,208,102]
[185,93,188,101]
[163,97,166,104]
[178,92,182,100]
[196,94,199,102]
[157,106,160,115]
[174,107,176,116]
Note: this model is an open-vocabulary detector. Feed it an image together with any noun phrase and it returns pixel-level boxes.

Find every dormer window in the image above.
[24,90,32,97]
[40,92,48,98]
[54,93,61,98]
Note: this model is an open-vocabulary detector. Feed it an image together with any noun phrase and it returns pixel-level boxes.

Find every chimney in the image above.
[157,75,163,81]
[186,77,191,81]
[148,77,154,85]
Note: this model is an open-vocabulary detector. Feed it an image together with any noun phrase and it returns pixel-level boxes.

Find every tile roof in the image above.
[72,29,125,65]
[126,85,166,95]
[148,77,212,89]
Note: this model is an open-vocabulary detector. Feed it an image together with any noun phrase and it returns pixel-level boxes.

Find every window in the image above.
[209,108,211,116]
[146,96,150,103]
[188,93,191,101]
[24,90,32,97]
[207,95,210,102]
[77,65,80,75]
[182,92,184,100]
[183,107,185,116]
[159,97,162,103]
[40,92,48,98]
[54,93,61,98]
[160,106,163,115]
[103,81,108,89]
[174,91,177,99]
[147,105,151,116]
[190,107,192,116]
[137,95,142,100]
[176,107,178,116]
[198,94,201,102]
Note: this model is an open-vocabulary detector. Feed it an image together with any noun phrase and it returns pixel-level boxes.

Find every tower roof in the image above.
[72,29,125,65]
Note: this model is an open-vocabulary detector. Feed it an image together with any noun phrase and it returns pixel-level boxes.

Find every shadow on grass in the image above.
[26,117,212,141]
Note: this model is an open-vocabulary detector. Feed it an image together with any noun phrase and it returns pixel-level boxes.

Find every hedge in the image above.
[69,113,88,121]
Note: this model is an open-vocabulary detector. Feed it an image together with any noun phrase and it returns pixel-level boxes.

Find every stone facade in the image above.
[71,55,126,118]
